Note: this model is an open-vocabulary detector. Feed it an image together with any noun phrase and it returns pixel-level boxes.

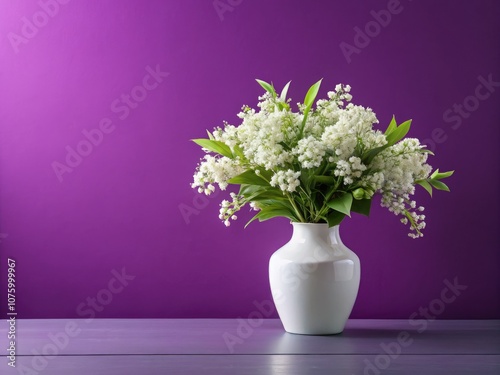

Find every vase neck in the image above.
[291,223,331,244]
[329,225,344,246]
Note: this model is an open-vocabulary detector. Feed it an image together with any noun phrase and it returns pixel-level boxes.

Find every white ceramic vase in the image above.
[269,223,360,335]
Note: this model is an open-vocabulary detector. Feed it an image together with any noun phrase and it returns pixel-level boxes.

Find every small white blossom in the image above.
[334,156,367,185]
[270,170,301,193]
[293,136,326,169]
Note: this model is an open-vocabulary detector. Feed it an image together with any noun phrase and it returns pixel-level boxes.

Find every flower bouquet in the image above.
[191,79,453,238]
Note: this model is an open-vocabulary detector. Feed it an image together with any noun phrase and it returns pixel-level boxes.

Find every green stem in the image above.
[287,194,306,222]
[404,209,422,236]
[313,177,345,222]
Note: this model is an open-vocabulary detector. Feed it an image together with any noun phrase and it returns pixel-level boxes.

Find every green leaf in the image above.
[239,184,278,198]
[228,170,270,186]
[206,130,214,140]
[192,139,233,158]
[239,184,263,197]
[238,185,286,202]
[278,141,292,151]
[313,175,336,184]
[386,119,412,146]
[280,81,291,101]
[256,79,276,98]
[304,79,323,108]
[299,79,323,138]
[363,145,389,165]
[420,149,435,156]
[245,207,297,228]
[416,180,433,197]
[428,179,450,192]
[351,198,371,216]
[233,144,245,160]
[385,115,397,135]
[430,169,440,179]
[327,211,346,227]
[327,193,353,217]
[251,190,287,202]
[436,170,454,179]
[255,200,294,214]
[363,118,415,164]
[431,169,454,180]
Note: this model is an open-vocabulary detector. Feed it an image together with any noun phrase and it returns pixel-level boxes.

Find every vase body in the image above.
[269,223,360,335]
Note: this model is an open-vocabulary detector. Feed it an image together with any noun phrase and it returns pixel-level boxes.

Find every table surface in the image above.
[0,319,499,374]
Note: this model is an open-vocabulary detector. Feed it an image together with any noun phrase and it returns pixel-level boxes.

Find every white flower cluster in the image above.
[213,122,238,148]
[236,108,298,170]
[293,136,326,169]
[382,193,426,238]
[321,106,386,162]
[360,171,384,191]
[192,155,244,193]
[334,156,367,185]
[373,138,431,195]
[270,170,301,193]
[191,82,436,237]
[373,138,432,237]
[219,193,244,227]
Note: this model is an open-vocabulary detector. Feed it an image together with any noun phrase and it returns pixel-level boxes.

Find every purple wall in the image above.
[0,0,498,320]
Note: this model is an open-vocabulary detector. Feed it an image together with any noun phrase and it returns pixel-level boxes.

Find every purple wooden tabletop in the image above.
[1,319,499,374]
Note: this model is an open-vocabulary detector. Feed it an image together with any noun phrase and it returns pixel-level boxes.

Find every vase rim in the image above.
[290,222,330,226]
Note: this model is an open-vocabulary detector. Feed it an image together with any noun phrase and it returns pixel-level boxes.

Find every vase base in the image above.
[284,328,344,336]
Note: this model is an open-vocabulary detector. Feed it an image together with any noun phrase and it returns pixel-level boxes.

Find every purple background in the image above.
[0,0,499,320]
